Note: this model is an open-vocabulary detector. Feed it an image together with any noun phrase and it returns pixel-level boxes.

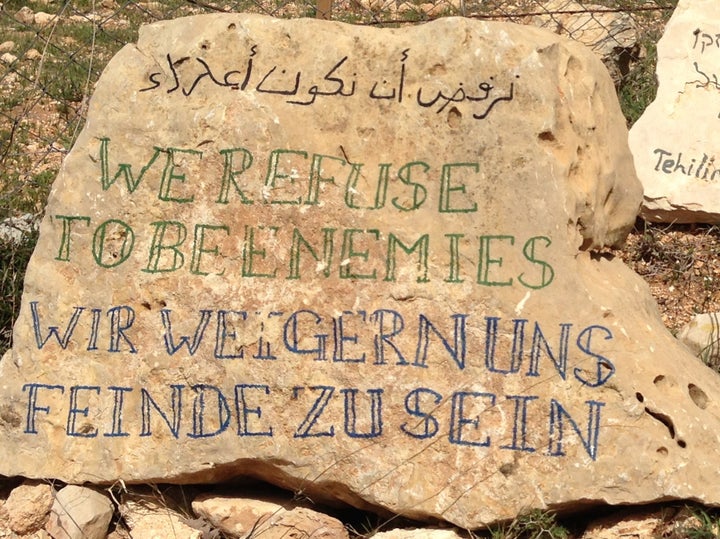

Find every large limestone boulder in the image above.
[1,12,719,530]
[629,0,720,222]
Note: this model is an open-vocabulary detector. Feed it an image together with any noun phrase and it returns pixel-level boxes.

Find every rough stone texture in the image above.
[45,485,113,539]
[3,480,54,534]
[33,12,56,27]
[0,52,17,65]
[579,506,698,539]
[629,0,720,223]
[2,12,720,529]
[677,312,720,368]
[372,530,465,538]
[192,493,349,538]
[0,528,51,539]
[119,493,203,539]
[25,49,42,61]
[14,6,35,25]
[0,213,37,244]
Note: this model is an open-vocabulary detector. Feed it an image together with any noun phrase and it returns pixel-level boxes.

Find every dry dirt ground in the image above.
[620,221,720,339]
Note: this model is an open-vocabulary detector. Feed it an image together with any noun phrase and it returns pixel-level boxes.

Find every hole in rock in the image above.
[447,106,461,128]
[579,237,593,251]
[657,446,668,456]
[159,299,167,307]
[141,301,152,310]
[499,462,516,477]
[228,23,236,30]
[688,383,709,409]
[635,392,644,403]
[589,251,614,262]
[677,439,687,448]
[78,423,95,435]
[538,130,556,142]
[644,407,676,440]
[653,375,666,385]
[0,405,21,428]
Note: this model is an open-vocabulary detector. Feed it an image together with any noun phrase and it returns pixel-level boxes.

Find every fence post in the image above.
[316,0,333,19]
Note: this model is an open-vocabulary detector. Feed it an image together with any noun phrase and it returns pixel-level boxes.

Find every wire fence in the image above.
[0,0,676,217]
[0,0,677,349]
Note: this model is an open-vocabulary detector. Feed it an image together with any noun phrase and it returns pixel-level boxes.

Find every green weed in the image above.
[618,36,661,126]
[676,506,720,539]
[0,229,37,356]
[488,510,569,539]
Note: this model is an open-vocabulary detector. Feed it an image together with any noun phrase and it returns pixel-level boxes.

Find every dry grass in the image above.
[621,221,720,334]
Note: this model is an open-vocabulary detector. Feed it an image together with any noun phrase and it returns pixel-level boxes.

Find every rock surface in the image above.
[33,11,56,27]
[14,6,35,25]
[0,213,37,244]
[192,493,349,538]
[629,0,720,223]
[45,485,114,539]
[1,12,719,530]
[118,493,202,539]
[579,506,699,539]
[677,312,720,368]
[372,530,465,538]
[0,52,17,65]
[2,480,53,534]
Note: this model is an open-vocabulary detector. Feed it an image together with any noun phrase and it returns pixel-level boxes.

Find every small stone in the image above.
[0,52,17,65]
[0,41,15,53]
[420,2,442,15]
[120,492,202,539]
[677,312,720,368]
[45,485,113,539]
[34,12,57,27]
[373,530,465,538]
[580,507,700,539]
[0,213,37,244]
[14,6,35,25]
[25,49,42,61]
[138,1,163,11]
[103,17,130,29]
[355,0,395,12]
[192,493,349,539]
[4,479,54,534]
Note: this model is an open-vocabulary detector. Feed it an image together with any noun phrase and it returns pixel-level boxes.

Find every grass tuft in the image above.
[487,510,569,539]
[0,229,38,356]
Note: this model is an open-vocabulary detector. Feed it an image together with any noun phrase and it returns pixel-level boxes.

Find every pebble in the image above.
[0,52,17,65]
[14,6,35,25]
[25,49,42,61]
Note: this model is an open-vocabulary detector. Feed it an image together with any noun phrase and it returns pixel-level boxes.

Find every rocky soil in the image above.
[622,222,720,335]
